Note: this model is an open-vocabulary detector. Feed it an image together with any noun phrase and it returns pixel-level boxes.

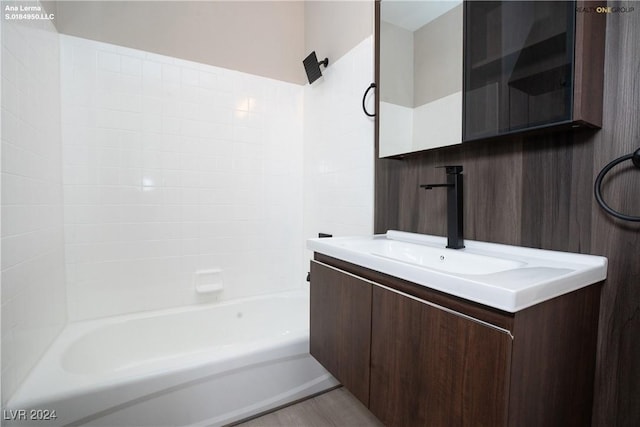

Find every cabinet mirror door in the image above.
[463,1,575,141]
[378,0,463,158]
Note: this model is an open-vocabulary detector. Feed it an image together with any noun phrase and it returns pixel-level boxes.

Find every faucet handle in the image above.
[436,165,463,174]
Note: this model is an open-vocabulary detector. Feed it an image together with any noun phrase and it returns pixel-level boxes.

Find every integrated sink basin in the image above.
[369,240,524,275]
[307,230,607,312]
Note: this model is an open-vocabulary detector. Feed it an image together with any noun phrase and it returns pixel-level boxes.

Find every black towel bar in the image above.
[594,147,640,222]
[362,83,376,117]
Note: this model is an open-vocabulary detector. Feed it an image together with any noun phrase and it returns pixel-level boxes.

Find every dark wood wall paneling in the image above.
[374,9,640,427]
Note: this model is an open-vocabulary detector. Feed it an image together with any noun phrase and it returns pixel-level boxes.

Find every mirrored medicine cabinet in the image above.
[376,0,605,159]
[377,0,463,158]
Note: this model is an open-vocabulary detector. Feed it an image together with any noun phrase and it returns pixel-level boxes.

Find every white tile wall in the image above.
[60,36,304,320]
[303,36,375,269]
[1,11,67,404]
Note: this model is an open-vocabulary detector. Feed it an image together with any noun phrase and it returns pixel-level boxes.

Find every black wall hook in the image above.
[362,83,376,117]
[594,147,640,222]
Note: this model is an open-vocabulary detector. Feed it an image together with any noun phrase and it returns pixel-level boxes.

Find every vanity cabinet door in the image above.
[369,286,512,427]
[309,261,372,406]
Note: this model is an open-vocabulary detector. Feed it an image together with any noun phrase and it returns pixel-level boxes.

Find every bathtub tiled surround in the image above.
[303,36,375,265]
[1,13,68,404]
[60,35,304,320]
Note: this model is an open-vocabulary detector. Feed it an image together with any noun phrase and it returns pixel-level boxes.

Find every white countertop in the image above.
[307,230,608,313]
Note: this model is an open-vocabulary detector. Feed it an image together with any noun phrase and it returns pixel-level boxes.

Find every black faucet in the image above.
[420,165,464,249]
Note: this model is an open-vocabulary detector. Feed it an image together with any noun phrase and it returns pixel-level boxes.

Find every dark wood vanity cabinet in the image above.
[369,286,512,426]
[463,1,605,141]
[309,260,372,406]
[310,254,602,427]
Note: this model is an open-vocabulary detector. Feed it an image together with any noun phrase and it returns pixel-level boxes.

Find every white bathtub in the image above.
[6,289,338,427]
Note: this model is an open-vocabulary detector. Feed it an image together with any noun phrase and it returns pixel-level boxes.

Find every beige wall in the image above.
[413,4,462,106]
[55,1,306,84]
[380,20,413,107]
[304,1,374,69]
[53,1,374,85]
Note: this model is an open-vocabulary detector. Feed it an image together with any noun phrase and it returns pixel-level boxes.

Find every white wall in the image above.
[379,101,413,157]
[303,36,375,263]
[1,11,67,404]
[60,35,304,320]
[380,92,462,157]
[412,91,462,151]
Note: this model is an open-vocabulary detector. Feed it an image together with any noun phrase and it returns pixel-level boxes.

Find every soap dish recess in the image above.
[194,269,224,295]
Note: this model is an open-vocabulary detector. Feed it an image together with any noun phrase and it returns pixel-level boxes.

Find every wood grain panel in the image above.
[376,138,523,245]
[369,286,512,427]
[573,1,607,127]
[509,285,602,427]
[309,261,372,406]
[589,8,640,426]
[521,130,594,252]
